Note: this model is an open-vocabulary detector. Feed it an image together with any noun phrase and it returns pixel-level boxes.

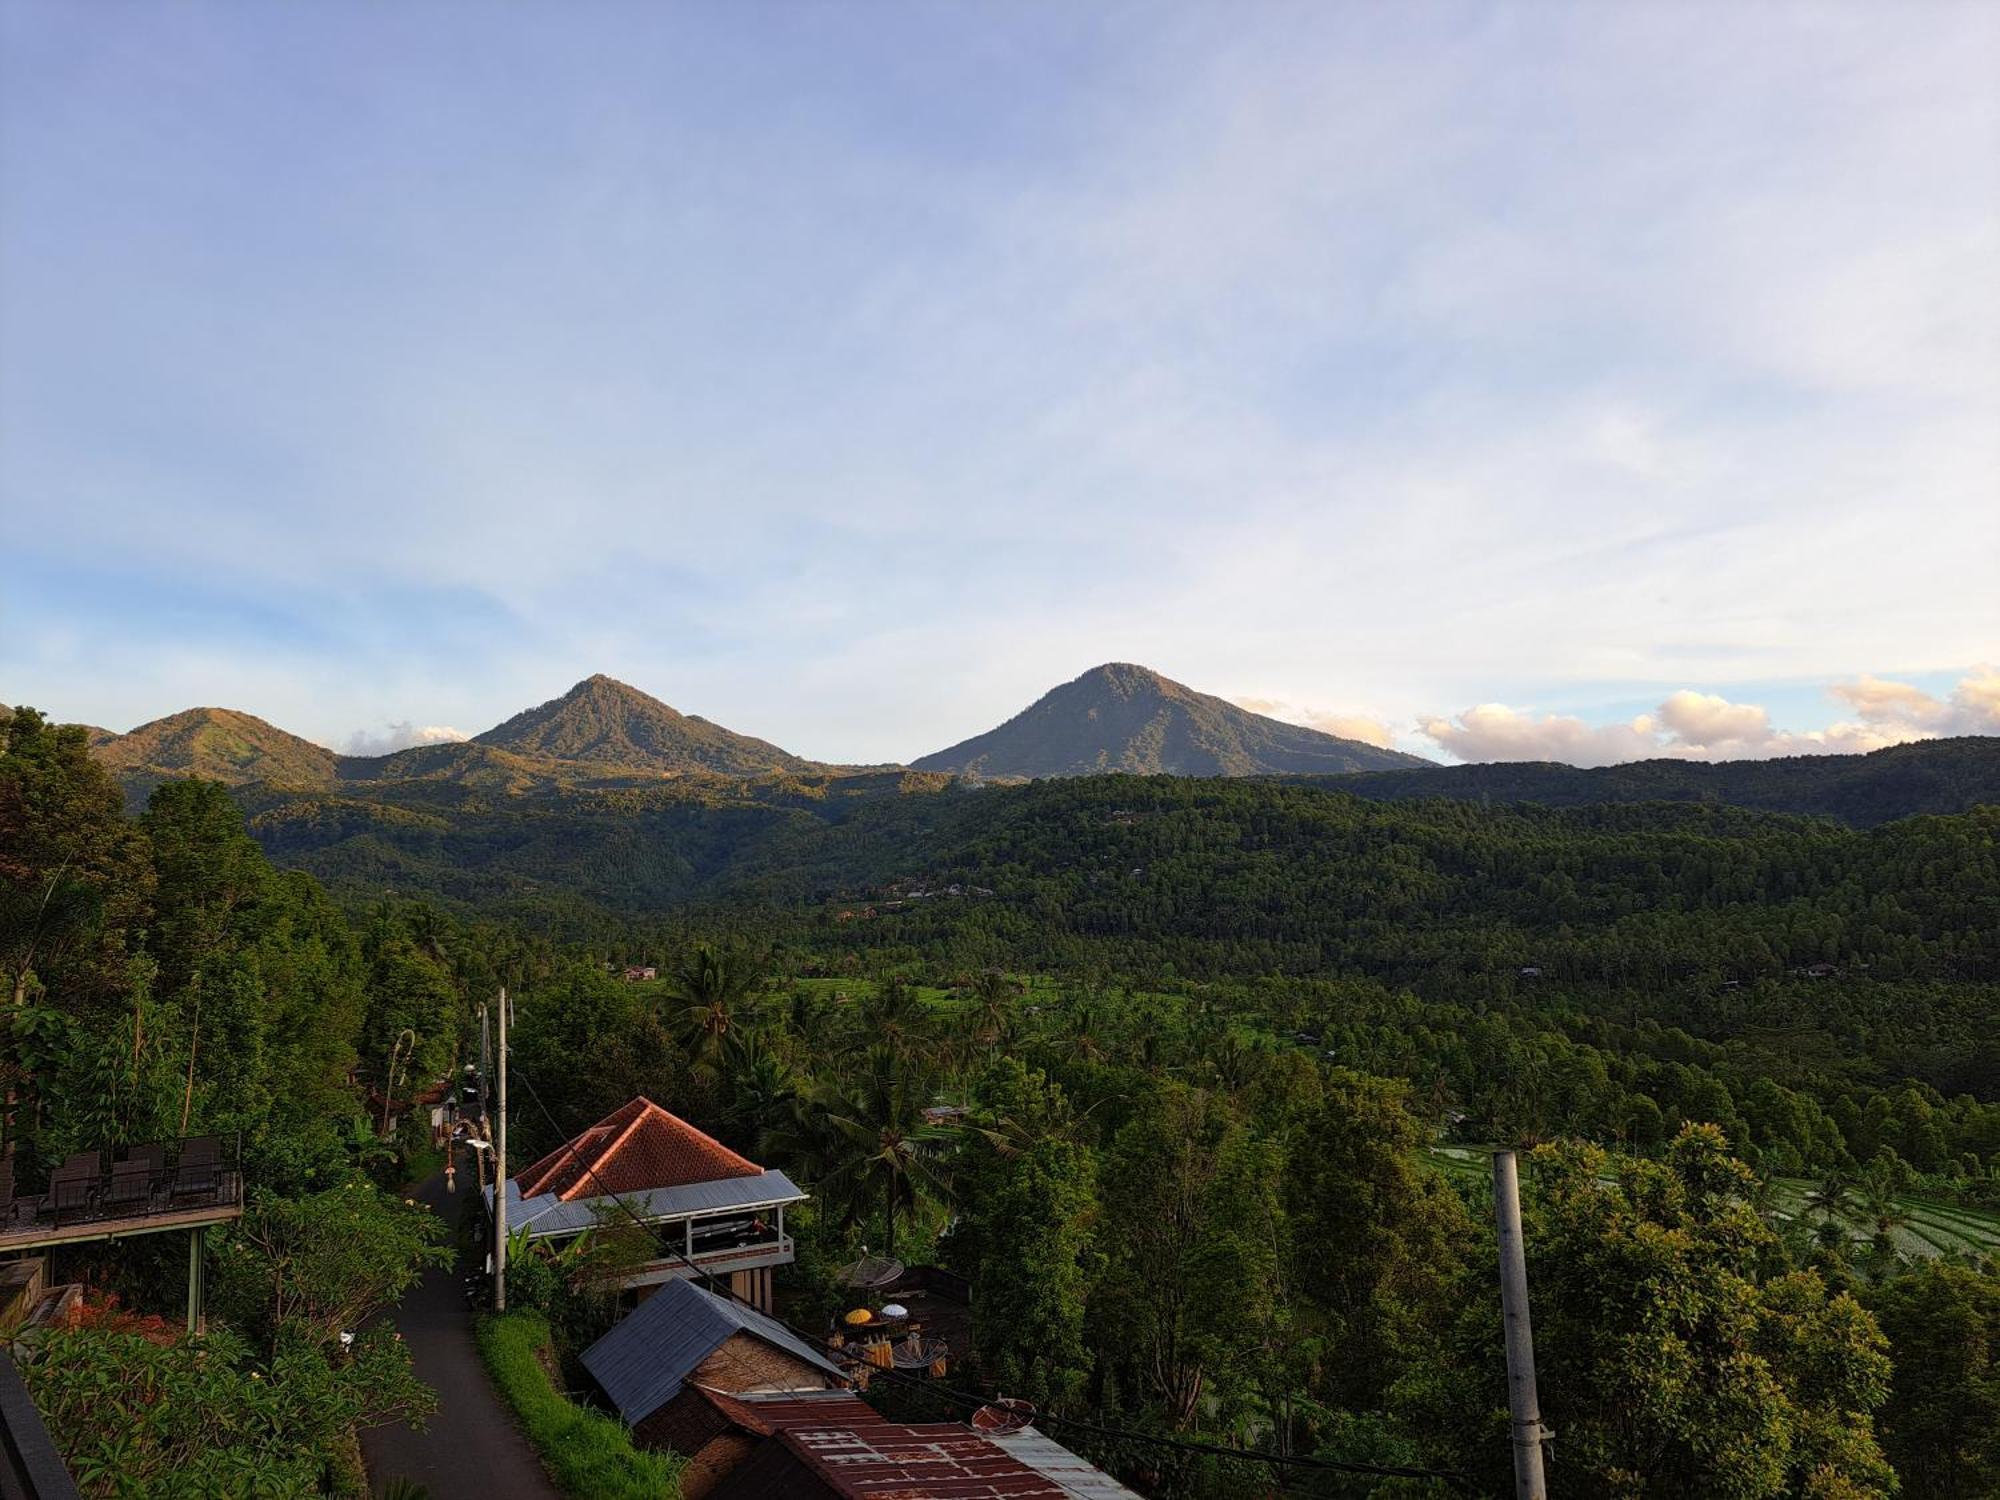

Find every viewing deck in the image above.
[0,1136,243,1253]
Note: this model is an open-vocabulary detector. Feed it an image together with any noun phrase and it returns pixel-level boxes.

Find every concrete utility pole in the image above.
[493,988,508,1312]
[1493,1148,1548,1500]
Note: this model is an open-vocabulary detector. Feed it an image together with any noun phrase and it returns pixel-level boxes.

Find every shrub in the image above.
[475,1309,681,1500]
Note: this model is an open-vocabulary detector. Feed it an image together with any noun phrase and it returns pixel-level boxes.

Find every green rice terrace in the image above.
[1428,1145,2000,1260]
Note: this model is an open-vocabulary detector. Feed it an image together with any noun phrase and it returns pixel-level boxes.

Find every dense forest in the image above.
[95,724,2000,920]
[6,703,1999,1497]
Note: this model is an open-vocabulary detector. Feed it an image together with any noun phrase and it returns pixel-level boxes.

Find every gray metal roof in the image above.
[989,1427,1144,1498]
[494,1168,807,1240]
[580,1278,845,1427]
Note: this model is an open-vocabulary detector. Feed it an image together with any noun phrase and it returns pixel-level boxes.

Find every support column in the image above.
[185,1226,206,1334]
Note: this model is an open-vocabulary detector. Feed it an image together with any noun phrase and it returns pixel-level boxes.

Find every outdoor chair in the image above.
[106,1164,152,1211]
[50,1174,93,1223]
[173,1159,218,1200]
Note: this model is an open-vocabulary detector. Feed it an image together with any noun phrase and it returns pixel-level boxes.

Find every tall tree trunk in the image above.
[883,1171,897,1259]
[179,973,202,1137]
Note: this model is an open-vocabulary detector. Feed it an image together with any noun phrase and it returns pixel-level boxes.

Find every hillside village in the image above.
[3,688,1999,1499]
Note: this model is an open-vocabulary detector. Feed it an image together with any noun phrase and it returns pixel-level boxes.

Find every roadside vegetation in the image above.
[475,1308,682,1500]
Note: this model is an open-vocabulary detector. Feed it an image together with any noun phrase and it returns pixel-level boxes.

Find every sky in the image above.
[2,0,1996,767]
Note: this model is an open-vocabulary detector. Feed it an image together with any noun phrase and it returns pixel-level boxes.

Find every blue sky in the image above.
[3,1,1995,765]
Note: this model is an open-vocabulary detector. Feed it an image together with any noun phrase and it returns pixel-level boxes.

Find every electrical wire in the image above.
[499,1059,1474,1494]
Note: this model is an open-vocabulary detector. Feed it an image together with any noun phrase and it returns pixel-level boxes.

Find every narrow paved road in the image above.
[360,1168,561,1500]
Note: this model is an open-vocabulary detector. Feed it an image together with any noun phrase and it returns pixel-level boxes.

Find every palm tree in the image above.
[807,1048,955,1259]
[858,978,932,1066]
[964,970,1018,1043]
[1856,1167,1910,1268]
[1805,1169,1855,1224]
[1064,1002,1105,1063]
[718,1028,798,1147]
[1743,1168,1781,1224]
[972,1088,1111,1161]
[665,944,763,1067]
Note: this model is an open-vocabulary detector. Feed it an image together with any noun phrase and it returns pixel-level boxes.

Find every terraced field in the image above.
[1427,1146,2000,1261]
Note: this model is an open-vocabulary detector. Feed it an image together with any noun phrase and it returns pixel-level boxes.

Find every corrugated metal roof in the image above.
[580,1278,846,1427]
[779,1423,1069,1498]
[498,1167,807,1239]
[704,1387,885,1436]
[988,1427,1143,1499]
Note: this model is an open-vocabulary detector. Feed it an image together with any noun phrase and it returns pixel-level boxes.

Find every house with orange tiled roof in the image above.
[493,1096,807,1312]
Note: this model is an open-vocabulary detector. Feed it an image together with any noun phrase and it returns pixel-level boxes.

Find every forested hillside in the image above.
[1326,735,2000,827]
[0,708,469,1493]
[14,699,2000,1496]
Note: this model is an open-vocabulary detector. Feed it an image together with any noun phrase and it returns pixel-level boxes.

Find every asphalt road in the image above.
[359,1169,561,1500]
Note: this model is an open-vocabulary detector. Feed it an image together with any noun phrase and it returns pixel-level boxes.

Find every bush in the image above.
[475,1310,681,1500]
[23,1324,431,1499]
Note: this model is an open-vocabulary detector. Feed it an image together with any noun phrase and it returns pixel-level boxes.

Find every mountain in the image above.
[472,674,814,776]
[94,707,338,791]
[910,663,1432,778]
[1322,736,2000,828]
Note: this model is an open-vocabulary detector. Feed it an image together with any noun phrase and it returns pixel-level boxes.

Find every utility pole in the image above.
[1493,1148,1548,1500]
[492,987,508,1312]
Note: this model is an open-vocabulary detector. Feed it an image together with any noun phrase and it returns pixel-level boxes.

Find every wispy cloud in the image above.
[1,3,1994,760]
[1418,669,1999,767]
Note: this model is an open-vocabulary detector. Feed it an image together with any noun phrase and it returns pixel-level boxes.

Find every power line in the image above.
[499,1063,1473,1493]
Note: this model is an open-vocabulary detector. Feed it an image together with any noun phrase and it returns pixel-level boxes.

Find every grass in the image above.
[475,1309,682,1500]
[398,1143,446,1190]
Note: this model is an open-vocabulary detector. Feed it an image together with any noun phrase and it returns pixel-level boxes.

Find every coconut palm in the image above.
[1856,1166,1910,1266]
[964,970,1019,1043]
[1805,1169,1855,1224]
[1064,1002,1106,1064]
[858,978,932,1065]
[1743,1168,1782,1224]
[717,1027,798,1146]
[665,943,763,1067]
[805,1047,955,1259]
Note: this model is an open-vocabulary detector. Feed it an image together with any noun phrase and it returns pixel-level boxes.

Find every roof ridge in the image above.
[559,1099,655,1202]
[639,1095,765,1177]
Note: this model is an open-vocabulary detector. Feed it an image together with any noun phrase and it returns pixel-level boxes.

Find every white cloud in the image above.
[1418,669,2000,767]
[341,722,468,757]
[1233,697,1396,748]
[1418,704,1664,768]
[1831,667,2000,736]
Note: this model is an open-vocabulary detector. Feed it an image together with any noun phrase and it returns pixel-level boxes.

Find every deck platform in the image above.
[0,1182,243,1253]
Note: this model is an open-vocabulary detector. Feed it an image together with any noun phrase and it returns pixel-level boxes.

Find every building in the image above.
[495,1097,806,1310]
[705,1416,1141,1500]
[581,1271,1141,1500]
[616,1380,873,1498]
[623,966,658,982]
[580,1279,850,1495]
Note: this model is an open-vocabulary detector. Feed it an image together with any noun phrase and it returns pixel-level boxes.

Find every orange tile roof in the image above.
[514,1096,765,1201]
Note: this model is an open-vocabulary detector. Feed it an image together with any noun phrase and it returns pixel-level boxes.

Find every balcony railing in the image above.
[0,1135,243,1242]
